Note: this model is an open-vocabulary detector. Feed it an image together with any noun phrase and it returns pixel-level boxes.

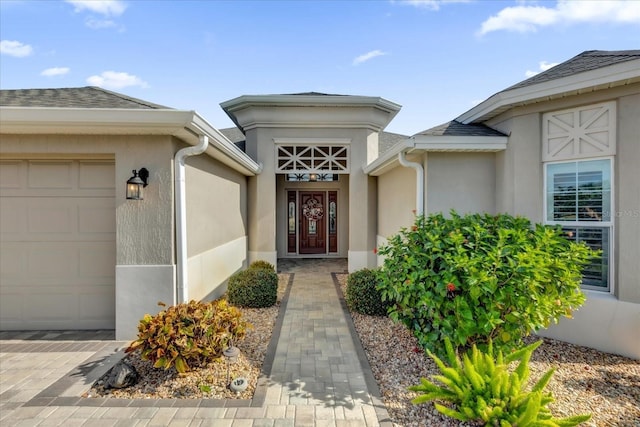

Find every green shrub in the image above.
[410,338,591,426]
[249,260,275,272]
[227,268,278,308]
[125,299,249,373]
[378,211,596,357]
[345,268,390,316]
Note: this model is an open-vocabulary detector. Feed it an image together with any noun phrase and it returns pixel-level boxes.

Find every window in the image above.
[545,159,612,290]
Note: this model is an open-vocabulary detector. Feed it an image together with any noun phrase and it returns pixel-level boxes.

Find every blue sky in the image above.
[1,0,639,135]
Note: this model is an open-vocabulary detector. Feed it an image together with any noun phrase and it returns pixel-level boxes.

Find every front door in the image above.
[299,191,326,254]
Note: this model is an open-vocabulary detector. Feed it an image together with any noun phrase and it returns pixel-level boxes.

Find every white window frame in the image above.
[543,157,615,293]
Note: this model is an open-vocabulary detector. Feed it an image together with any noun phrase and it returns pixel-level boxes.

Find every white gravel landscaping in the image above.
[90,270,639,427]
[336,273,640,427]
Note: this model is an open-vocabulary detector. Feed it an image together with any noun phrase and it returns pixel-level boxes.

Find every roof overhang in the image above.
[364,134,508,176]
[457,58,640,124]
[220,94,401,132]
[0,107,261,176]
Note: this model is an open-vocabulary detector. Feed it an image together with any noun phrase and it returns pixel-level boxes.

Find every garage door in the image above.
[0,159,116,330]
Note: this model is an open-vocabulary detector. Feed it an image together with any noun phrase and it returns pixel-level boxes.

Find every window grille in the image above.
[276,145,349,174]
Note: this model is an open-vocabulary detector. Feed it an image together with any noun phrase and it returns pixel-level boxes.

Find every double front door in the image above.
[288,190,338,255]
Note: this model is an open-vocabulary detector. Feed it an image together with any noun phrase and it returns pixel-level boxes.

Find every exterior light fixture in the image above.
[223,344,241,387]
[126,168,149,200]
[309,173,318,182]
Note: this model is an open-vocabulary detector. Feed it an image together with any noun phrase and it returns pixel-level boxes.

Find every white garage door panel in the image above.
[0,161,22,188]
[0,294,22,322]
[79,203,117,234]
[78,241,117,278]
[0,159,116,330]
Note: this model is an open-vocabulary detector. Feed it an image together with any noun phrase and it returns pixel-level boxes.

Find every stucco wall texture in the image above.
[184,151,249,301]
[490,85,640,304]
[0,134,176,265]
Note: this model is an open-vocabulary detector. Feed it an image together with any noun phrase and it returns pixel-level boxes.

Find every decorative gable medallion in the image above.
[542,101,616,162]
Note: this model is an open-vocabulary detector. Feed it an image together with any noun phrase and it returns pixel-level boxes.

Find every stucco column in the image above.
[348,133,378,272]
[246,131,277,267]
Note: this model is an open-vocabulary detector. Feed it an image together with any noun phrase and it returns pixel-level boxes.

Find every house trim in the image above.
[220,94,402,132]
[364,135,507,176]
[0,107,262,176]
[457,59,640,124]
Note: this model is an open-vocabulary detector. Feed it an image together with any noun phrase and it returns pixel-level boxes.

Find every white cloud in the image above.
[353,50,388,65]
[85,18,117,29]
[396,0,471,11]
[0,39,33,57]
[478,0,640,35]
[86,71,148,89]
[525,61,560,78]
[41,67,70,77]
[65,0,127,17]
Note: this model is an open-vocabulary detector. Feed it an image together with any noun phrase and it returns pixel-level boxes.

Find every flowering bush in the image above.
[378,211,596,357]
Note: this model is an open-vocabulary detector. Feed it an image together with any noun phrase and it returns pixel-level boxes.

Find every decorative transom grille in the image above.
[276,145,349,173]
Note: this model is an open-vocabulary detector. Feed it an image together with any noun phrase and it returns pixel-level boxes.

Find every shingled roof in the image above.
[285,92,346,97]
[0,86,170,109]
[503,50,640,92]
[414,120,506,137]
[457,49,640,125]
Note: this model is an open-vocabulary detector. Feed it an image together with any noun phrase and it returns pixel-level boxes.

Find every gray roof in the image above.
[219,127,245,144]
[0,86,170,109]
[285,92,347,97]
[379,131,409,153]
[414,120,506,137]
[219,127,246,151]
[504,50,640,92]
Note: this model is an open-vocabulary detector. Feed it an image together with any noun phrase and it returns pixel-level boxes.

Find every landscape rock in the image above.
[106,360,139,389]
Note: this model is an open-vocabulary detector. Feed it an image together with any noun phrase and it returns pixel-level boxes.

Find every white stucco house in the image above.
[1,50,638,358]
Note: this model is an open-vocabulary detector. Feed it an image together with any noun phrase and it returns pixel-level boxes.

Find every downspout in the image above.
[398,150,424,216]
[174,134,209,304]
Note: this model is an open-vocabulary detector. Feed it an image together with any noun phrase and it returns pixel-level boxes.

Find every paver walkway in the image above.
[0,259,392,426]
[264,259,389,426]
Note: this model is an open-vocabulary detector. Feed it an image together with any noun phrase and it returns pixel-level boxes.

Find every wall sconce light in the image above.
[309,173,318,182]
[126,168,149,200]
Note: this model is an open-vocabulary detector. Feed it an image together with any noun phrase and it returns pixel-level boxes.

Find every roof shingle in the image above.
[0,86,171,109]
[414,120,506,137]
[503,50,640,92]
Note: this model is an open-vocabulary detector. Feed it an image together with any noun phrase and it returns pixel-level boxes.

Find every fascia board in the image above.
[364,135,508,176]
[457,59,640,124]
[0,107,261,176]
[0,107,195,133]
[412,135,508,151]
[221,94,401,112]
[221,94,401,132]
